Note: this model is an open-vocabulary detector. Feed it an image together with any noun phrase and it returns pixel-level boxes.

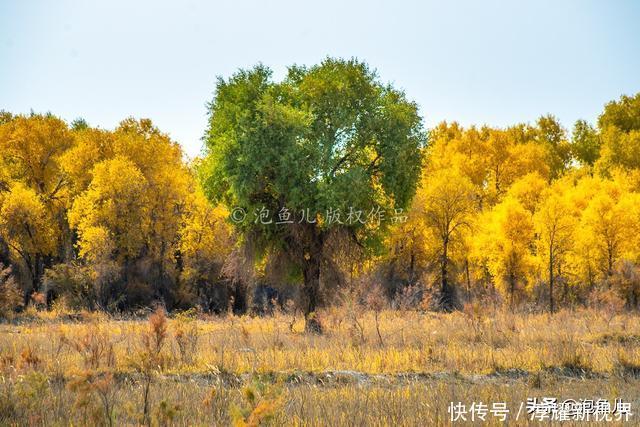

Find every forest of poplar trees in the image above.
[1,60,640,323]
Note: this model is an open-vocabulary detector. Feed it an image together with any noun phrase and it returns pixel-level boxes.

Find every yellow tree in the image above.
[67,156,151,308]
[178,189,234,308]
[575,179,639,283]
[503,142,551,187]
[64,119,195,307]
[113,119,191,293]
[383,190,434,296]
[428,124,488,191]
[475,196,534,308]
[416,167,475,310]
[505,172,548,217]
[427,123,550,207]
[0,183,56,299]
[483,128,512,199]
[0,114,73,296]
[534,184,577,312]
[485,134,550,202]
[62,127,115,195]
[69,156,149,264]
[0,114,72,198]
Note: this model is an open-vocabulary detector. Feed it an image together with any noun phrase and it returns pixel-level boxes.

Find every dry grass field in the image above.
[1,307,640,425]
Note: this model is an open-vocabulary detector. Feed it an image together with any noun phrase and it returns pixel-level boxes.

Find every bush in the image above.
[0,263,23,318]
[43,262,121,311]
[43,263,95,310]
[610,260,640,309]
[588,286,626,325]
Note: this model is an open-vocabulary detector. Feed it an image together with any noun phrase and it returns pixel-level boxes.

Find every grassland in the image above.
[1,307,640,425]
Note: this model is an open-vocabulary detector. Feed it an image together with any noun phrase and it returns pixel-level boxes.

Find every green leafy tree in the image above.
[571,119,601,166]
[535,114,571,179]
[202,59,424,331]
[598,93,640,133]
[595,93,640,173]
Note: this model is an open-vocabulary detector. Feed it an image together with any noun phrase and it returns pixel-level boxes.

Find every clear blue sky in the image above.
[1,0,639,157]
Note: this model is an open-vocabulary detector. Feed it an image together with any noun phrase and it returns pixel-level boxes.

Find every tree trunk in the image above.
[0,237,10,268]
[302,256,321,333]
[301,227,323,333]
[440,238,454,311]
[607,246,614,277]
[549,251,554,313]
[465,258,471,302]
[22,254,37,306]
[386,255,396,300]
[509,271,515,310]
[409,250,416,285]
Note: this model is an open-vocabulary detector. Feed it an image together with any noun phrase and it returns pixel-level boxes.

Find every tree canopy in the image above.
[1,74,640,321]
[201,58,425,329]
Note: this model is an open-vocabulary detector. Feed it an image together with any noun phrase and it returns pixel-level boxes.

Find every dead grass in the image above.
[0,308,639,424]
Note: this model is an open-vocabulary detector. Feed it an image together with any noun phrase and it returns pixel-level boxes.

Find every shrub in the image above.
[173,312,200,366]
[43,263,95,310]
[0,263,23,318]
[60,323,116,370]
[68,371,117,427]
[127,306,169,425]
[231,380,286,427]
[589,287,626,325]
